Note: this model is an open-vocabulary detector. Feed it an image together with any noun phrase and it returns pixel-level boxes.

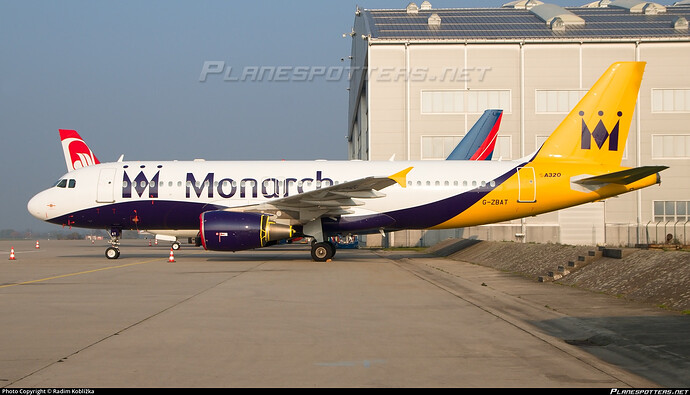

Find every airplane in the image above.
[28,62,667,262]
[54,109,502,250]
[446,109,502,161]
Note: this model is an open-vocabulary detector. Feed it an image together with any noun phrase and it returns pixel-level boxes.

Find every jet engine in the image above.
[200,211,294,251]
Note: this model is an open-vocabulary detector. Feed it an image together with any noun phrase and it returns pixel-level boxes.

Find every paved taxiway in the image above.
[1,240,687,388]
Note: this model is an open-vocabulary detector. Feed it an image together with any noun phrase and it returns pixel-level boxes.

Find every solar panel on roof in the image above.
[362,6,690,40]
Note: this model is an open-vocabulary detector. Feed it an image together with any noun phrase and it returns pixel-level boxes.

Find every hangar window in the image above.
[652,134,690,158]
[421,135,462,159]
[493,135,512,160]
[654,201,689,222]
[466,90,511,114]
[651,89,690,112]
[421,89,511,114]
[535,90,586,113]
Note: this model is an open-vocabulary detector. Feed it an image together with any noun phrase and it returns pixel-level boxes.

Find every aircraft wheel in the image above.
[105,247,120,260]
[311,242,334,262]
[172,242,181,250]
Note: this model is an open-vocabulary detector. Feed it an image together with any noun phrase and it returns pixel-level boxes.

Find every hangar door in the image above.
[558,202,605,245]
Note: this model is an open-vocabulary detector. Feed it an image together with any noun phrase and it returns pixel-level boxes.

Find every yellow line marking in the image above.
[0,258,162,289]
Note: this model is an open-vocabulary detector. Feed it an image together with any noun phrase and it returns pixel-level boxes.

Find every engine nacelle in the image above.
[200,211,294,252]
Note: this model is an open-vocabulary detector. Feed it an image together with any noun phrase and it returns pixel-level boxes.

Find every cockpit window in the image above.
[53,179,76,188]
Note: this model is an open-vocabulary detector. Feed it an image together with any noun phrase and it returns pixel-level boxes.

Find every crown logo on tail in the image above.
[580,110,621,151]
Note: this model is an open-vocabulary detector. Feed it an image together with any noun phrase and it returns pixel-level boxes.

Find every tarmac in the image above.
[0,239,688,388]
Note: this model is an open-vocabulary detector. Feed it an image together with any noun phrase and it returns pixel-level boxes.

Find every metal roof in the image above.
[360,2,690,42]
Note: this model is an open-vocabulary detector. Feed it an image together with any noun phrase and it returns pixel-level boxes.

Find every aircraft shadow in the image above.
[531,315,690,388]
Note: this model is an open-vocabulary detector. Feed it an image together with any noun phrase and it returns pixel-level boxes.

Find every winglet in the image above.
[389,167,413,188]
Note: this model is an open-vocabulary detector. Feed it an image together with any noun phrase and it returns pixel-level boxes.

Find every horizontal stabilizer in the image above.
[574,166,668,186]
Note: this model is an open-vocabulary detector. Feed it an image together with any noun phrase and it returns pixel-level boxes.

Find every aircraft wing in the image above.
[224,167,413,223]
[574,166,668,186]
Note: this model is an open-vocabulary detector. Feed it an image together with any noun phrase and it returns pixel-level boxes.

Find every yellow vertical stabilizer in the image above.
[532,62,645,166]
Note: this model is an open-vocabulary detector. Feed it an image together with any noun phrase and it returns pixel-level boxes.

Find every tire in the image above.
[172,242,181,250]
[311,242,334,262]
[105,247,120,259]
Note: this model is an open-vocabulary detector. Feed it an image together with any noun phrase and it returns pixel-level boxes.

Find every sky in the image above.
[1,0,579,232]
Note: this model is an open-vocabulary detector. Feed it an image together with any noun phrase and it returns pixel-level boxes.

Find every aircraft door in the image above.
[96,168,117,203]
[517,167,536,203]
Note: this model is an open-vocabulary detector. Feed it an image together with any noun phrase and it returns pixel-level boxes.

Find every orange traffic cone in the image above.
[35,240,40,249]
[9,247,16,260]
[148,240,152,247]
[168,248,175,263]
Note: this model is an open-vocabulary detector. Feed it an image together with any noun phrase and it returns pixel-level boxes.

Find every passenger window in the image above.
[68,179,76,188]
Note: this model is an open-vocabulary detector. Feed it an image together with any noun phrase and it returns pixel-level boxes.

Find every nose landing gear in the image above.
[105,228,121,259]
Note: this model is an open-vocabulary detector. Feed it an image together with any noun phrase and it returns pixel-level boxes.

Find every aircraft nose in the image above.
[27,191,48,220]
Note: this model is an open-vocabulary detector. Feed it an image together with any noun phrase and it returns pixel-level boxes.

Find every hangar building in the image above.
[346,0,690,247]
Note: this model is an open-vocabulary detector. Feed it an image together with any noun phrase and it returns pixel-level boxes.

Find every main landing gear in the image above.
[105,228,121,259]
[310,241,336,262]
